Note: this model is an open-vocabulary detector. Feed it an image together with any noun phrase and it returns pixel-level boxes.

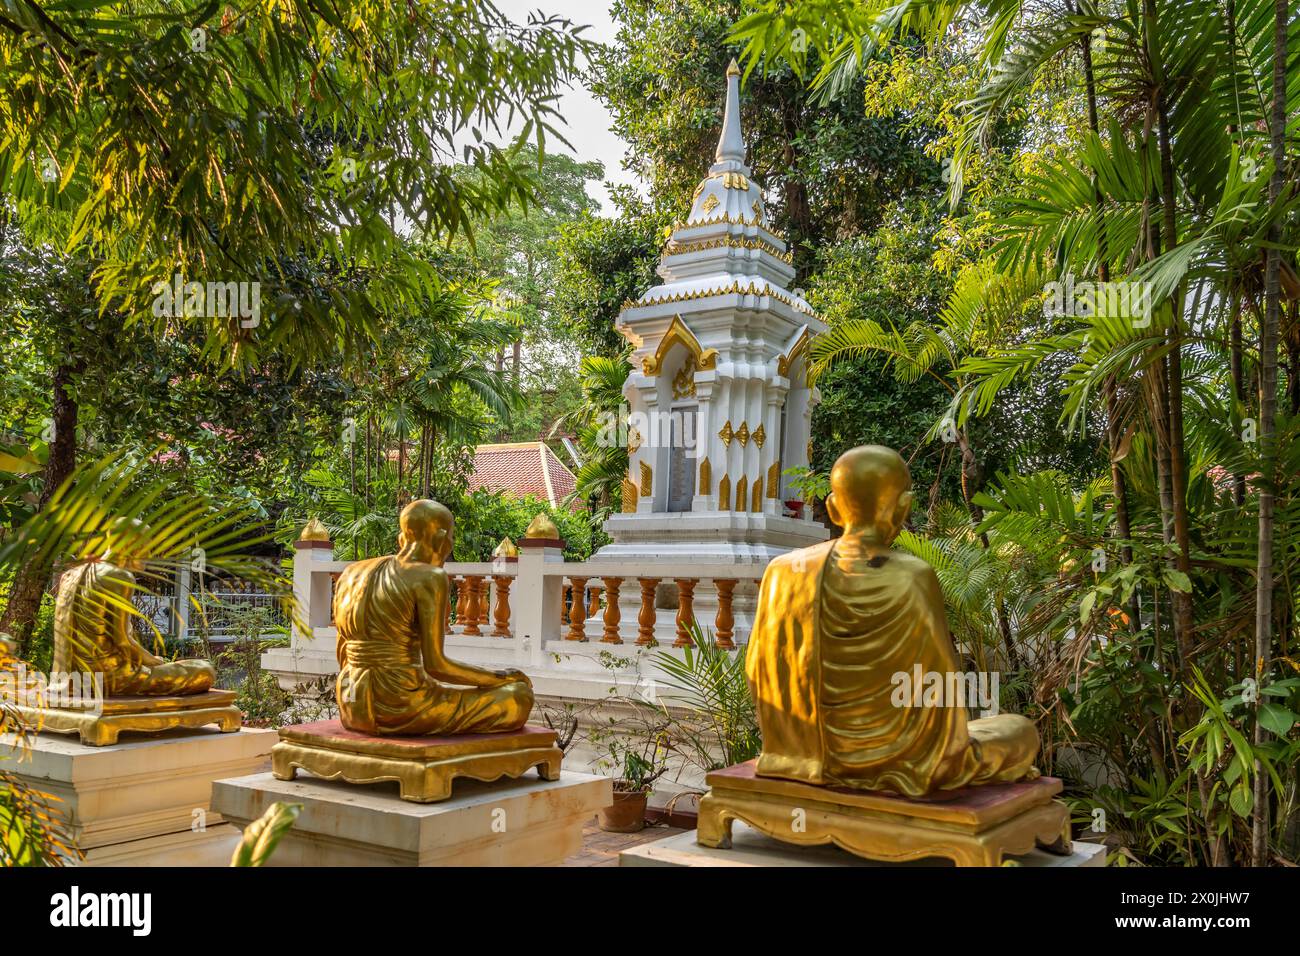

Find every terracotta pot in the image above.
[598,789,649,833]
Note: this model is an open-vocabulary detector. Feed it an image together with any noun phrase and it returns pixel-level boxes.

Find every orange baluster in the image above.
[566,577,589,641]
[492,575,512,637]
[601,577,623,644]
[637,578,660,647]
[463,576,483,635]
[674,578,698,647]
[714,579,736,649]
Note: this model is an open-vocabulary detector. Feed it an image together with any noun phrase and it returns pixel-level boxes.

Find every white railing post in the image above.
[174,562,191,644]
[292,535,335,650]
[515,540,564,667]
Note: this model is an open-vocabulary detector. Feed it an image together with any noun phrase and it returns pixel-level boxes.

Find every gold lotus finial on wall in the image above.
[299,517,331,542]
[523,513,560,540]
[493,537,519,558]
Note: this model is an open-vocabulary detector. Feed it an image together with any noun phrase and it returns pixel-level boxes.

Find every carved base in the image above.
[4,690,241,746]
[696,760,1071,867]
[271,720,564,803]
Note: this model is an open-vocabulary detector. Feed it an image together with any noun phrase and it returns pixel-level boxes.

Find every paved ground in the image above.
[563,817,688,866]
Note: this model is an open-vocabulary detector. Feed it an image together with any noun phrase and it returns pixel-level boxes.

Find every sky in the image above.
[492,0,641,212]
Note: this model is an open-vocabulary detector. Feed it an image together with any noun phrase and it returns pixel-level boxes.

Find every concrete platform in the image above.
[1,726,275,866]
[619,822,1108,867]
[212,768,612,866]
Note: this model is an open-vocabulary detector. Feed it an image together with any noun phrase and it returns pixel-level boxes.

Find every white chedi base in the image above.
[212,769,612,866]
[2,726,275,866]
[598,510,828,565]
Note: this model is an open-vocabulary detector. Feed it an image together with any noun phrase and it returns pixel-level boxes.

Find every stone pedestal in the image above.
[620,823,1106,867]
[696,760,1073,867]
[212,769,612,866]
[1,726,275,866]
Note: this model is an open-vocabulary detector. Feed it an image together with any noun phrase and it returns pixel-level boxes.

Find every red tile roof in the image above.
[469,442,579,508]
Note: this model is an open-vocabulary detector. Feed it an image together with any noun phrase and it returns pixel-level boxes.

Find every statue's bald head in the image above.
[826,445,913,542]
[399,499,454,562]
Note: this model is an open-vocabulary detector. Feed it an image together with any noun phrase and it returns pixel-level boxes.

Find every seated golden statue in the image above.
[54,518,216,697]
[746,445,1038,797]
[333,499,534,736]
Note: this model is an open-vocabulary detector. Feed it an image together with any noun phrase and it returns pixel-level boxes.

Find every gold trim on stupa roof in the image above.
[631,280,815,317]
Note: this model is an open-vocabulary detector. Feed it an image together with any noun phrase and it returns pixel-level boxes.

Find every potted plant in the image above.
[597,741,669,833]
[781,465,828,520]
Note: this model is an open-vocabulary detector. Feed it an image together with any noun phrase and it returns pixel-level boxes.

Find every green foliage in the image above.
[450,489,595,562]
[1,0,593,368]
[551,198,667,358]
[562,356,631,527]
[735,0,1300,867]
[595,0,939,274]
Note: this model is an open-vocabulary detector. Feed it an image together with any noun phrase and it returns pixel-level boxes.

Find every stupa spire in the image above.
[715,58,745,165]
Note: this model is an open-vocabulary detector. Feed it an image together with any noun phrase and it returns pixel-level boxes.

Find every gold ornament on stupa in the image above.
[523,513,560,540]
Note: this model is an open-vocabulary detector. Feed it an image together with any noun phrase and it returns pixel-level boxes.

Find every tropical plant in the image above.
[229,801,303,867]
[560,355,631,525]
[651,625,761,773]
[736,0,1298,867]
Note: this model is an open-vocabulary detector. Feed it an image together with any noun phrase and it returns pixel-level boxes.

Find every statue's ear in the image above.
[825,492,843,528]
[896,490,915,524]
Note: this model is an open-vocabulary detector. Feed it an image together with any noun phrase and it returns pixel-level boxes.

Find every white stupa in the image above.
[595,60,829,568]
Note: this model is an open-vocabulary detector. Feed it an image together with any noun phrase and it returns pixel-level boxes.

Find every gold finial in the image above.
[523,513,560,540]
[493,536,519,558]
[726,57,741,77]
[299,517,331,542]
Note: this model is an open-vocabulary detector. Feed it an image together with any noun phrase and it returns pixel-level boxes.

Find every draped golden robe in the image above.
[53,562,216,696]
[334,555,532,736]
[745,538,1038,796]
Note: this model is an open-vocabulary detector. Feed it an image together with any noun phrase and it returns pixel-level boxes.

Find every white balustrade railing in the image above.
[263,536,768,698]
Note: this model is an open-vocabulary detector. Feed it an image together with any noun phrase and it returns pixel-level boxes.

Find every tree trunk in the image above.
[0,362,79,657]
[1079,15,1142,632]
[1145,0,1223,864]
[1251,0,1287,868]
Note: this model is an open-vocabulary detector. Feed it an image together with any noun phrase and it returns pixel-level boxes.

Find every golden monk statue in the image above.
[53,518,216,696]
[333,499,534,736]
[746,445,1038,797]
